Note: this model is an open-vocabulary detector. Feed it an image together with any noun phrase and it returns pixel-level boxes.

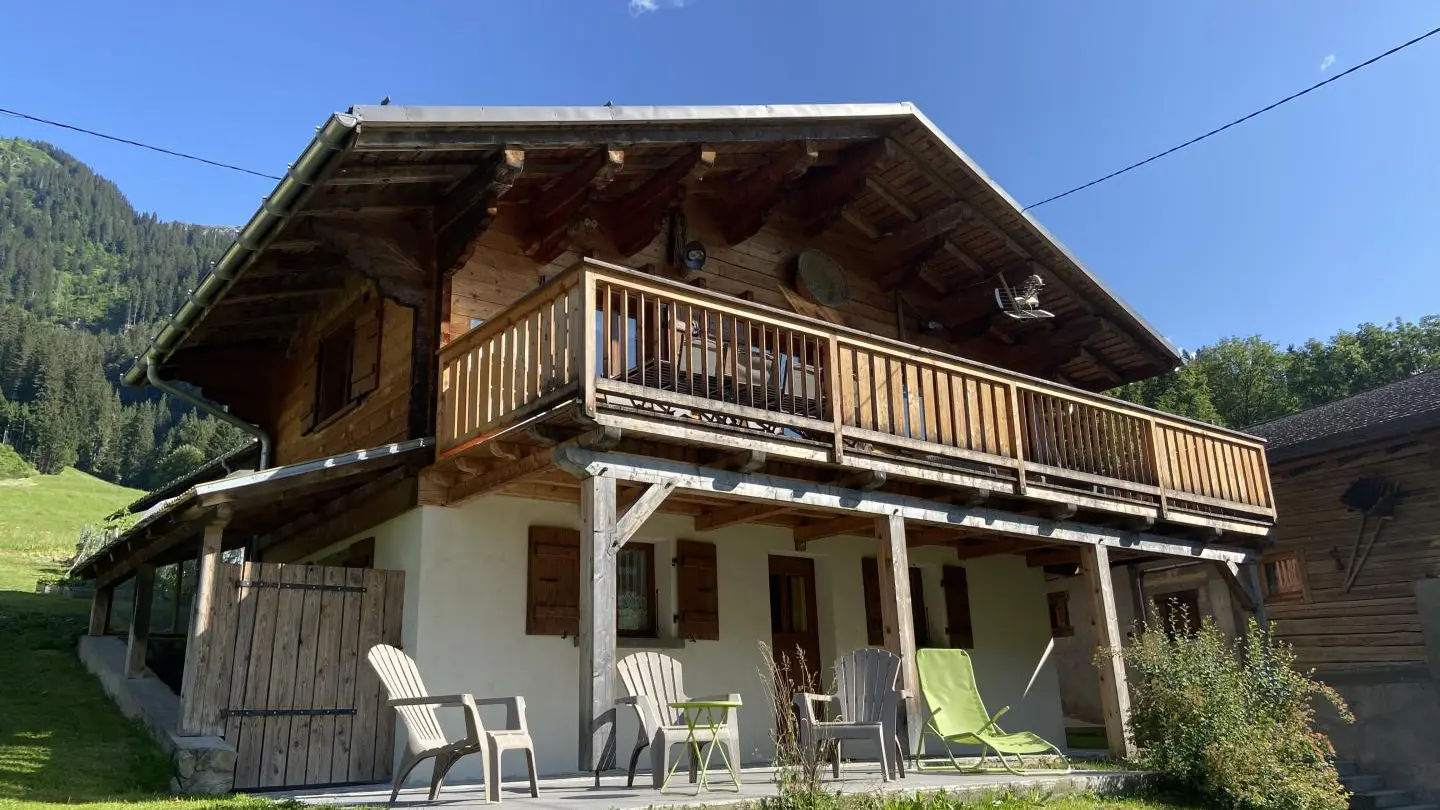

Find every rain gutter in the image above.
[119,112,361,388]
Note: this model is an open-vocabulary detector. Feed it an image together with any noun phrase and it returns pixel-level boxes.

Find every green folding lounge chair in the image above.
[914,648,1070,775]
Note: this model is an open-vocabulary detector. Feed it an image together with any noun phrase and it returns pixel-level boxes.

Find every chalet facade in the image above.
[72,103,1277,794]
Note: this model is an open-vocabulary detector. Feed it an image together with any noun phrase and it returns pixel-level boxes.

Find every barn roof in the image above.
[1248,370,1440,461]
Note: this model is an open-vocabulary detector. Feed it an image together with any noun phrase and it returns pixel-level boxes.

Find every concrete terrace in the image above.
[272,762,1146,810]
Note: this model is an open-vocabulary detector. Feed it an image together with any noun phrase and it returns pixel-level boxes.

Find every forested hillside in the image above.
[0,138,245,488]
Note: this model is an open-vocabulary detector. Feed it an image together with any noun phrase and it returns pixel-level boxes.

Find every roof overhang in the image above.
[73,438,431,584]
[122,102,1181,390]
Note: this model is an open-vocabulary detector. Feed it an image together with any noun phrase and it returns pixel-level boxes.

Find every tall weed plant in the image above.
[1106,611,1352,810]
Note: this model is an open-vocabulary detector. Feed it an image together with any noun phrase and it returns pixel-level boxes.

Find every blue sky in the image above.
[2,1,1437,353]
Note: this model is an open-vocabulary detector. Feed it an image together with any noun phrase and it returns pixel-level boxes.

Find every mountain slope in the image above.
[0,138,245,487]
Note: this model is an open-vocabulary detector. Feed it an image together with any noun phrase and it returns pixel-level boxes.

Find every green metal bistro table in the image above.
[661,698,743,794]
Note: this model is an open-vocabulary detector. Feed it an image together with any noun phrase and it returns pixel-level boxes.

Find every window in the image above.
[1152,589,1202,637]
[616,544,656,637]
[940,565,974,649]
[1047,591,1074,638]
[308,301,382,431]
[860,559,931,646]
[524,529,718,640]
[1261,551,1309,604]
[315,324,355,425]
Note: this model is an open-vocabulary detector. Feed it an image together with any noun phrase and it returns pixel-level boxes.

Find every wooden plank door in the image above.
[212,562,404,790]
[768,555,822,687]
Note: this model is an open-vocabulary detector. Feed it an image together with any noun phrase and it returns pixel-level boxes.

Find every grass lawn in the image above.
[0,469,277,810]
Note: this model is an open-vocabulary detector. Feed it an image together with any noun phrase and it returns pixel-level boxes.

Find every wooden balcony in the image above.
[435,259,1274,535]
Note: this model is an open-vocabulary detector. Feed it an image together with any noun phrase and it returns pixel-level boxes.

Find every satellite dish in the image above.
[794,249,851,308]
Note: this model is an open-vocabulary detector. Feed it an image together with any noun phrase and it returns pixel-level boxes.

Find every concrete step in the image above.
[1352,790,1412,810]
[1344,775,1387,793]
[1380,806,1438,810]
[1336,760,1361,777]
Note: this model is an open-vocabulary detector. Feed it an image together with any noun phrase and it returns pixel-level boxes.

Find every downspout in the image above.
[146,361,272,470]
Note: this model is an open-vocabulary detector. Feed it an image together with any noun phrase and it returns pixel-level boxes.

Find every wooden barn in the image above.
[1247,371,1440,803]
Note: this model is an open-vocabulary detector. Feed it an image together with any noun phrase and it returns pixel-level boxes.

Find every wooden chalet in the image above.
[72,103,1277,794]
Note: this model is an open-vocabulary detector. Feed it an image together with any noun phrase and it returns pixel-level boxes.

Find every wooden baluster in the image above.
[1145,419,1170,518]
[1007,384,1027,495]
[827,335,845,463]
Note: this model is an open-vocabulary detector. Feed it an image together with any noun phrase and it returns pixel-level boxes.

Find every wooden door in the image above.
[202,562,404,790]
[768,555,822,686]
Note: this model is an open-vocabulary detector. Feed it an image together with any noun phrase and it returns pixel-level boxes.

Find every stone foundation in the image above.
[77,635,236,795]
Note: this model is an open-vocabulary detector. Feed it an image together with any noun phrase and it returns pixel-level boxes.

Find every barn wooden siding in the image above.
[1267,443,1440,671]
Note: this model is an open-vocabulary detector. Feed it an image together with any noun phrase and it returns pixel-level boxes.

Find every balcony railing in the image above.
[437,259,1274,532]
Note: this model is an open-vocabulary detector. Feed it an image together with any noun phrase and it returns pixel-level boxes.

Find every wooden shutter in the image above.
[526,526,580,636]
[860,557,882,645]
[349,301,382,400]
[941,564,973,649]
[675,539,719,640]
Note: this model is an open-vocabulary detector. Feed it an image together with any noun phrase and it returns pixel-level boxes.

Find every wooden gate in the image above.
[203,562,404,790]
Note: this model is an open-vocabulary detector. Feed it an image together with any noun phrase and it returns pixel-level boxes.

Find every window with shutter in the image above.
[941,565,974,649]
[526,527,580,636]
[1153,589,1202,637]
[861,559,931,647]
[1260,551,1309,604]
[675,539,719,640]
[349,301,382,399]
[1047,591,1074,638]
[314,323,355,426]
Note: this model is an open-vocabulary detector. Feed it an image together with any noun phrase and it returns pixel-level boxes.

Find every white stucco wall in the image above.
[333,495,1066,782]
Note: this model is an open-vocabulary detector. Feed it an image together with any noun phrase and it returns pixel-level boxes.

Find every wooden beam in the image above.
[715,140,818,245]
[445,449,558,505]
[326,163,474,186]
[88,583,114,636]
[179,507,231,736]
[1026,548,1079,568]
[878,240,948,294]
[598,147,713,257]
[712,448,767,473]
[694,500,793,532]
[126,563,155,678]
[1081,544,1135,760]
[555,449,1258,564]
[615,480,675,545]
[95,508,217,589]
[792,139,889,236]
[436,147,526,274]
[793,515,875,545]
[309,216,433,308]
[953,537,1033,559]
[353,119,897,151]
[578,473,618,774]
[875,201,973,255]
[525,146,625,265]
[876,515,921,753]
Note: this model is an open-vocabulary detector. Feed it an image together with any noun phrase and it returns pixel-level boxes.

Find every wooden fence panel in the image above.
[196,562,404,790]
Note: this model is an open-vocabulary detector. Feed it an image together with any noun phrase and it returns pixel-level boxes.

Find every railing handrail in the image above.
[438,267,584,364]
[555,258,1266,448]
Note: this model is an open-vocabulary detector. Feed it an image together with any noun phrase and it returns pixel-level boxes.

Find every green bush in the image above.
[1108,613,1352,810]
[0,442,35,479]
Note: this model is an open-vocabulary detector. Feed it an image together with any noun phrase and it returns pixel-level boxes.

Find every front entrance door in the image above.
[768,555,822,686]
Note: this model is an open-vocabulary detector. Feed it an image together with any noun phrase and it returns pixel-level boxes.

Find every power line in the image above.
[1024,24,1440,211]
[0,106,281,181]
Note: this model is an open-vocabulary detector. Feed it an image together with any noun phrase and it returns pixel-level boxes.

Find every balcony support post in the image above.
[1080,544,1136,760]
[875,514,921,755]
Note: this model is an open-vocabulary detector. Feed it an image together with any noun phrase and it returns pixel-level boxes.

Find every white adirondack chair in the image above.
[794,648,907,781]
[368,644,539,804]
[615,651,743,788]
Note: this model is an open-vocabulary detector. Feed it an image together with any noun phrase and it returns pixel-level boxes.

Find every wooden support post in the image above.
[1080,545,1135,760]
[876,514,921,755]
[579,473,618,775]
[126,563,156,678]
[178,508,230,736]
[1237,561,1268,630]
[88,582,114,636]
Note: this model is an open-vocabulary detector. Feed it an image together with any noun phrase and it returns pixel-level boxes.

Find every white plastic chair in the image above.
[794,648,907,781]
[368,644,538,804]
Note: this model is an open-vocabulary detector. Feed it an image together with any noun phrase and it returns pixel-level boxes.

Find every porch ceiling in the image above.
[126,103,1180,394]
[73,439,433,586]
